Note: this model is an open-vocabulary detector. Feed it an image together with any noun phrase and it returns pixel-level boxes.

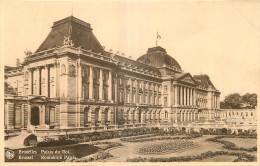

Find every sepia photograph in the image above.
[1,0,259,164]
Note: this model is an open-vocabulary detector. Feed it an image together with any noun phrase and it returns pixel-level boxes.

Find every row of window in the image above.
[228,112,254,116]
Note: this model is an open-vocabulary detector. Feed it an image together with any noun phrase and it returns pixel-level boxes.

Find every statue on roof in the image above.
[24,49,32,56]
[63,36,74,47]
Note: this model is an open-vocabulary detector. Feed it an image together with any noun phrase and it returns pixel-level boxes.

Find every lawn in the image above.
[220,137,257,149]
[106,135,257,162]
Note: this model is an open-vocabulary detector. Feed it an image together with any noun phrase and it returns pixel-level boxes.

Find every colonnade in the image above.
[124,78,161,106]
[27,64,55,97]
[78,63,113,101]
[173,85,196,106]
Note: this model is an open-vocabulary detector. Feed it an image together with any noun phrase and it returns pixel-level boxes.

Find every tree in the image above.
[4,82,17,95]
[241,93,257,109]
[223,93,242,109]
[220,93,258,109]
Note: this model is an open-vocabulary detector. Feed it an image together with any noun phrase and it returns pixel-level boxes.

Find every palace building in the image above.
[4,16,221,130]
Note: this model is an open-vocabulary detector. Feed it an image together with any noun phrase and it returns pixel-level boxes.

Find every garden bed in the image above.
[206,136,257,152]
[121,134,202,143]
[126,151,256,162]
[138,140,198,154]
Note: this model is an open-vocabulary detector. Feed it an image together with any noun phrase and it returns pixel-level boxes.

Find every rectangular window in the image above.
[15,105,22,128]
[164,96,167,106]
[127,92,129,103]
[50,108,55,124]
[164,85,167,92]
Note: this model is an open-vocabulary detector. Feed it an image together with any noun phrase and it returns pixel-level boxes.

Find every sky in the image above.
[1,0,260,101]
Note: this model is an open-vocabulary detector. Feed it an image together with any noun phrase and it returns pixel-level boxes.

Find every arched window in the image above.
[165,110,168,119]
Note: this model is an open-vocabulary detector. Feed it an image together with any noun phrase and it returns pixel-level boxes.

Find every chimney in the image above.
[16,58,20,67]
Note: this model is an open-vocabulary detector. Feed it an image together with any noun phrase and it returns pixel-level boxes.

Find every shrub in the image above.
[24,134,37,146]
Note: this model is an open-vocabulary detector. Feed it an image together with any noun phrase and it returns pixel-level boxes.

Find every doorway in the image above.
[31,107,40,126]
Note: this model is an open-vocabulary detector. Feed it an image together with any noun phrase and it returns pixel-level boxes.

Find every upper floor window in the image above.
[61,64,66,75]
[164,85,167,92]
[164,96,167,106]
[69,65,76,77]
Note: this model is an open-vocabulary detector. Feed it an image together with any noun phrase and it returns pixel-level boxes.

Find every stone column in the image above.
[157,85,160,106]
[217,95,220,109]
[130,79,133,103]
[27,103,31,126]
[41,105,46,125]
[28,69,33,95]
[55,62,60,98]
[108,70,112,101]
[114,76,118,103]
[189,88,192,106]
[124,78,128,103]
[38,67,41,95]
[187,88,190,106]
[45,65,49,97]
[180,86,183,105]
[194,90,197,107]
[77,62,82,100]
[147,83,150,105]
[89,66,93,99]
[184,87,187,106]
[21,105,25,128]
[174,85,178,106]
[99,69,103,100]
[136,81,139,104]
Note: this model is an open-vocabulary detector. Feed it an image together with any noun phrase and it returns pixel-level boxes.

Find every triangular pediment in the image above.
[28,96,47,103]
[178,73,197,85]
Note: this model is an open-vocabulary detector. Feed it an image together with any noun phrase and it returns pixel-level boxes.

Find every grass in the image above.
[220,137,257,149]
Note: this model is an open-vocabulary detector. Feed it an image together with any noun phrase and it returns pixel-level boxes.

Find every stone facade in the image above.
[4,16,221,130]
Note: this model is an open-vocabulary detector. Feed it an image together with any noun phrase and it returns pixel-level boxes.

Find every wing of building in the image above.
[4,16,221,130]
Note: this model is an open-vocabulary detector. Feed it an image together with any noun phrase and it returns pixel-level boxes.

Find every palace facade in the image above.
[4,16,221,130]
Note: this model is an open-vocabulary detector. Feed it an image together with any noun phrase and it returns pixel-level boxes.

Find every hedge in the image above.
[206,136,257,152]
[126,150,256,162]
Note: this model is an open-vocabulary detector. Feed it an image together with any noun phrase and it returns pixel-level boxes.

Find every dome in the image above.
[136,46,182,70]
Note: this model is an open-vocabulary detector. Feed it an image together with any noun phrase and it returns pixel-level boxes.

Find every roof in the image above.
[35,16,106,55]
[136,46,182,70]
[193,74,216,90]
[111,53,161,75]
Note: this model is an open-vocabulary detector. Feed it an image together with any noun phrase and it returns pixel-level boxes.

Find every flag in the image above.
[157,32,161,39]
